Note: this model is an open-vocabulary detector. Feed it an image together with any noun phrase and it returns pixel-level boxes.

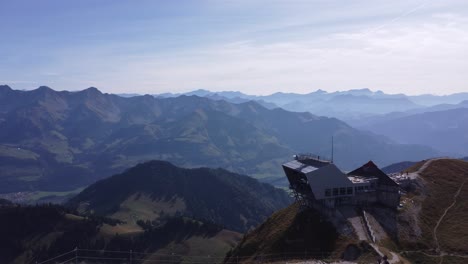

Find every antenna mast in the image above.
[331,136,334,163]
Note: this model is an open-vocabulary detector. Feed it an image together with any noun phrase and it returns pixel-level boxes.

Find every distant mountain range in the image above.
[381,161,418,174]
[153,88,468,122]
[0,85,438,193]
[154,88,468,156]
[353,99,468,127]
[360,107,468,155]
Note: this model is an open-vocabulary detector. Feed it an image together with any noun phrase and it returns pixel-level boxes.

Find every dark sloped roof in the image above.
[347,161,398,187]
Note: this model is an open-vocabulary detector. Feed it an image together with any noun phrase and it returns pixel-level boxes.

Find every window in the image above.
[347,187,353,195]
[325,189,331,197]
[340,187,346,195]
[333,188,339,196]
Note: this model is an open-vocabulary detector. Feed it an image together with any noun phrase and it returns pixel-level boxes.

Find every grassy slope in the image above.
[149,230,241,264]
[224,203,377,263]
[398,159,468,264]
[418,159,468,252]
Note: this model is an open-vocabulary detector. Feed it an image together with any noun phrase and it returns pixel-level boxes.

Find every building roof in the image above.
[282,160,318,174]
[347,175,377,184]
[347,161,398,187]
[305,163,354,199]
[299,157,331,168]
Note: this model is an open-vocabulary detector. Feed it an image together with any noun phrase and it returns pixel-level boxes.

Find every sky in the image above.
[0,0,467,95]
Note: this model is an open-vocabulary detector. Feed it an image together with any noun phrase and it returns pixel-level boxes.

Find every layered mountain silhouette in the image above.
[0,85,438,193]
[353,99,468,127]
[361,107,468,155]
[156,88,422,121]
[157,88,468,124]
[381,161,418,174]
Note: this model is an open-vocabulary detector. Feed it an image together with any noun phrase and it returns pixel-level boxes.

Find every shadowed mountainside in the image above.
[381,161,418,174]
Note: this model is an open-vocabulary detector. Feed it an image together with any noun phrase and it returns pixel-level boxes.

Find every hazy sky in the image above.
[1,0,467,95]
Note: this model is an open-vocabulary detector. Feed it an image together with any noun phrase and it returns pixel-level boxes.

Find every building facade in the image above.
[283,155,400,209]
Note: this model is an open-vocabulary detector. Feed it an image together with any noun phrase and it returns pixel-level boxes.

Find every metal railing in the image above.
[35,248,338,264]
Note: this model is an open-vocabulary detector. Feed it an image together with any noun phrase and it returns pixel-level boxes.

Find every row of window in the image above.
[324,184,375,197]
[324,187,353,197]
[356,185,369,191]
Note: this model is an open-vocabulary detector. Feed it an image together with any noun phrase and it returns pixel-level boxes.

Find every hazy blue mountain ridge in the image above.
[0,85,438,193]
[361,107,468,155]
[155,88,468,122]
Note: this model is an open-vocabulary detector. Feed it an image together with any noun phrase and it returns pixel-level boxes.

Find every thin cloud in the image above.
[104,13,467,95]
[1,1,467,95]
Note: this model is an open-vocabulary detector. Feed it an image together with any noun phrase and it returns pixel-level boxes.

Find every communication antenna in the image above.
[331,136,334,163]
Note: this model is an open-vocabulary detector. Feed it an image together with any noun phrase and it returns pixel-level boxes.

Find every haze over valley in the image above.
[2,1,468,263]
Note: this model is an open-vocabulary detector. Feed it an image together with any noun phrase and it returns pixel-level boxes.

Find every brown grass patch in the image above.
[399,159,468,260]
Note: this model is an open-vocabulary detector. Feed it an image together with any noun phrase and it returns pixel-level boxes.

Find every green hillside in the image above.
[67,160,292,232]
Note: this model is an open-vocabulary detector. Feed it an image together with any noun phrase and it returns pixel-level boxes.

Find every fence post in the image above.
[75,247,78,264]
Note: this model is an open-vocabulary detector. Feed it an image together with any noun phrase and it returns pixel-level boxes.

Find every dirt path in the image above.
[417,158,440,173]
[407,158,445,180]
[405,158,468,263]
[433,178,467,263]
[347,216,368,241]
[389,252,401,264]
[369,243,403,264]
